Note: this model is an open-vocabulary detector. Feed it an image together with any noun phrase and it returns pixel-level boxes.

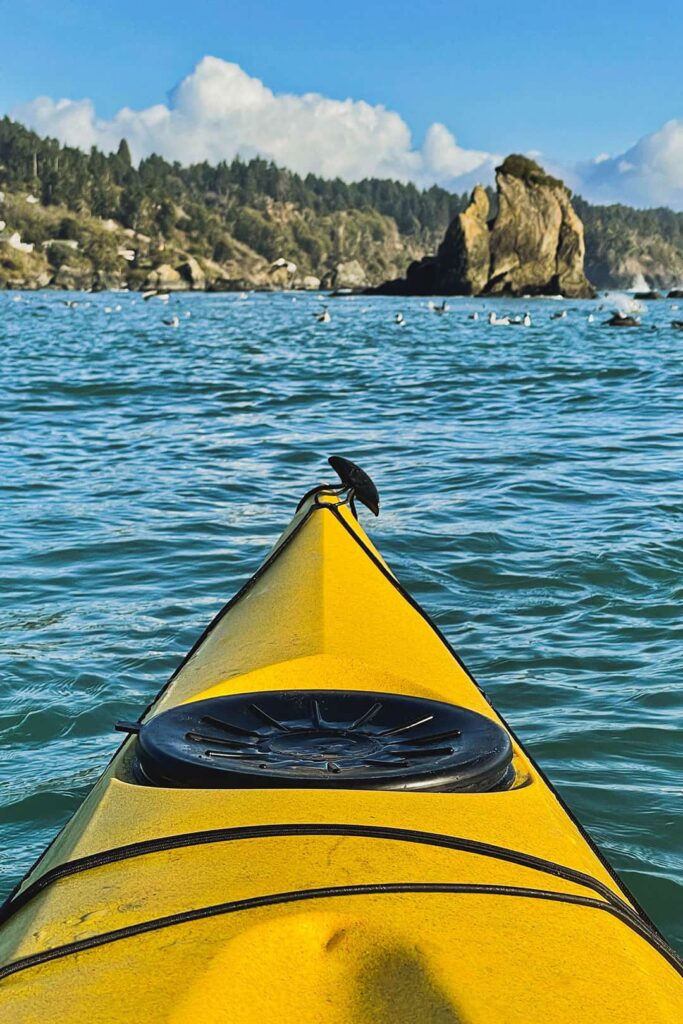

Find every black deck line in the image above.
[2,881,682,982]
[0,822,640,929]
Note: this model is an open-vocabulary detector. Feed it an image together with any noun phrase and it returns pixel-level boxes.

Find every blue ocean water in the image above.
[1,289,681,951]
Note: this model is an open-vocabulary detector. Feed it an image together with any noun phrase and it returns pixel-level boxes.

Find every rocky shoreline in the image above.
[1,146,682,296]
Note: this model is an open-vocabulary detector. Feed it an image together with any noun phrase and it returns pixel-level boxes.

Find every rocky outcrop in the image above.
[373,156,595,298]
[177,257,206,290]
[437,185,491,295]
[322,260,367,290]
[53,264,94,290]
[144,263,184,291]
[299,275,321,290]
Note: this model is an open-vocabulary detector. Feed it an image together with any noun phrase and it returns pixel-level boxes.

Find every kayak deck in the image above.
[1,482,681,1021]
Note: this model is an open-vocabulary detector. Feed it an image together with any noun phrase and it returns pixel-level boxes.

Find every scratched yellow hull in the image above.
[0,490,681,1022]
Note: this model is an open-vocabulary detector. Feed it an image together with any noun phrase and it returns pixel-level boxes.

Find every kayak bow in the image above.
[1,459,681,1022]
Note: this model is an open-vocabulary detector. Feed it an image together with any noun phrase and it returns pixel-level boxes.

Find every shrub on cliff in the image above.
[497,155,565,192]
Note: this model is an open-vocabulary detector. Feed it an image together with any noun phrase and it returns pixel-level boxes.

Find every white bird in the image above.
[315,308,331,323]
[395,312,406,325]
[587,313,595,323]
[523,312,532,326]
[550,310,568,320]
[488,312,511,326]
[163,315,180,328]
[63,299,79,309]
[468,312,479,321]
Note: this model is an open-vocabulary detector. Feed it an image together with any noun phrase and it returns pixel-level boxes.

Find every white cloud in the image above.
[10,58,682,209]
[575,120,683,209]
[12,56,499,191]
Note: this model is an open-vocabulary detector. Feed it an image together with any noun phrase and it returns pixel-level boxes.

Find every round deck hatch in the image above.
[133,690,513,792]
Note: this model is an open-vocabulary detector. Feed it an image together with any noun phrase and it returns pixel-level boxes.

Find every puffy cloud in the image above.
[13,56,498,191]
[574,120,683,209]
[11,58,682,209]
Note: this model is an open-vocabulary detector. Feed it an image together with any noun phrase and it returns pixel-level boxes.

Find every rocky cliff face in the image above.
[437,185,490,295]
[375,156,595,298]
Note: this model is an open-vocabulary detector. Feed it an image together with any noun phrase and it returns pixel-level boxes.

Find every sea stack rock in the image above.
[486,157,594,297]
[437,185,490,295]
[373,155,595,298]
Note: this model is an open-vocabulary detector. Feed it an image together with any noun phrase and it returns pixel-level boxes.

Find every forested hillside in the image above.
[574,197,683,289]
[1,116,682,291]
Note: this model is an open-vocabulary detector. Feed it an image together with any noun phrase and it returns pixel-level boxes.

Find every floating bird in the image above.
[672,320,683,330]
[604,313,640,327]
[587,313,595,323]
[143,290,170,302]
[63,299,79,309]
[488,312,511,326]
[550,310,568,320]
[429,300,448,315]
[395,312,406,326]
[523,312,532,326]
[468,312,479,321]
[163,315,180,328]
[315,307,331,323]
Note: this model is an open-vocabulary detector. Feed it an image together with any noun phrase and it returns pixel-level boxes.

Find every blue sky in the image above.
[2,0,682,206]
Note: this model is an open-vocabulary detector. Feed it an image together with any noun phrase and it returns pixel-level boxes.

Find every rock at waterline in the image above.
[372,155,595,299]
[177,257,206,290]
[321,260,367,290]
[144,264,185,291]
[300,275,321,291]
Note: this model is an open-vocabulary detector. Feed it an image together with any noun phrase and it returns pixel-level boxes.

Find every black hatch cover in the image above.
[133,690,514,793]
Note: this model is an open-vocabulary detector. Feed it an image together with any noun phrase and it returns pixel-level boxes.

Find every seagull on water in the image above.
[315,307,331,323]
[395,312,406,325]
[163,315,180,328]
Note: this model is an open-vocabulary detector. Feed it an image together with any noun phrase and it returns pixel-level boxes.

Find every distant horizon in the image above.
[1,3,681,210]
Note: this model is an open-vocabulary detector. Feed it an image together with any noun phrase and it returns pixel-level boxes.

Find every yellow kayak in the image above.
[1,457,681,1022]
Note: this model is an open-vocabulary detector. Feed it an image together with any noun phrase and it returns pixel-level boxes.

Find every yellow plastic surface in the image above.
[1,493,681,1021]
